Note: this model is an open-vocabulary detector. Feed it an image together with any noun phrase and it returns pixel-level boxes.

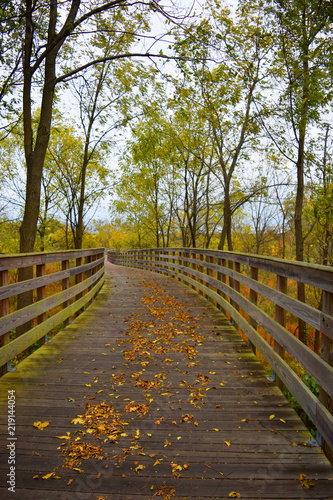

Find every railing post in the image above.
[217,258,227,315]
[320,290,333,460]
[208,255,215,303]
[183,250,188,280]
[0,270,10,375]
[62,259,70,326]
[248,266,258,354]
[75,256,84,317]
[273,275,287,390]
[36,263,47,346]
[191,251,198,291]
[198,253,205,295]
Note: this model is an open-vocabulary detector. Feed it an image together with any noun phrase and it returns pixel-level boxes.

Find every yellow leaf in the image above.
[147,433,152,437]
[280,419,286,423]
[42,472,54,480]
[269,414,275,420]
[101,353,107,355]
[33,421,50,430]
[73,468,84,473]
[164,439,171,447]
[86,383,91,387]
[177,436,182,440]
[55,435,70,440]
[229,492,241,498]
[71,417,85,425]
[134,465,145,473]
[83,372,90,374]
[97,390,103,393]
[224,440,231,446]
[299,473,316,488]
[209,371,216,374]
[194,422,198,426]
[67,479,73,485]
[153,460,160,466]
[212,428,220,431]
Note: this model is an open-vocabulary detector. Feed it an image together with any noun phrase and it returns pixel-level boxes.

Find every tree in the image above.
[265,0,333,342]
[45,123,109,248]
[174,0,273,250]
[267,0,333,263]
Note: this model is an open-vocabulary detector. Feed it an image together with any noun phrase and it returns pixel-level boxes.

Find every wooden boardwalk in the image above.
[0,260,332,500]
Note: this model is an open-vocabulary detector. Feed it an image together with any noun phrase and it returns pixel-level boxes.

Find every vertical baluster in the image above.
[0,270,10,375]
[248,266,258,354]
[273,275,287,390]
[217,258,227,314]
[191,251,197,291]
[208,255,214,302]
[75,256,83,317]
[183,250,188,282]
[36,263,47,346]
[62,260,70,325]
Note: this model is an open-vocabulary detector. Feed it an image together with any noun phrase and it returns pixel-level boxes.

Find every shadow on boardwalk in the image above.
[0,260,332,499]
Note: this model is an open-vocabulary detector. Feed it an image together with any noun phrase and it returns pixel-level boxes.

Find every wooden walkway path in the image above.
[0,261,332,499]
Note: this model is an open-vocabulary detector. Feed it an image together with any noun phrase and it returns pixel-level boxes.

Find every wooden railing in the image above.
[107,247,333,456]
[0,248,105,375]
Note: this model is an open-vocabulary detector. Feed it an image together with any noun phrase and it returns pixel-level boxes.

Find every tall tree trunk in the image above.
[17,0,58,339]
[218,182,233,251]
[295,13,309,344]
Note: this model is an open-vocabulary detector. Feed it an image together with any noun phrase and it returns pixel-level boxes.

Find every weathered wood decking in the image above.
[0,260,332,499]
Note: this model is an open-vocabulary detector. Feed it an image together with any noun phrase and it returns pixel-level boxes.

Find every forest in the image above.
[0,0,332,266]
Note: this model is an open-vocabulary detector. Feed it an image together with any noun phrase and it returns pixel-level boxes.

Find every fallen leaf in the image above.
[224,440,231,446]
[42,472,54,480]
[299,473,315,488]
[280,419,286,423]
[229,492,241,498]
[134,465,145,473]
[269,414,275,420]
[33,421,50,430]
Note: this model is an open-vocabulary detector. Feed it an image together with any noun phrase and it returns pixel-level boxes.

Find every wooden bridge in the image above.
[0,248,333,499]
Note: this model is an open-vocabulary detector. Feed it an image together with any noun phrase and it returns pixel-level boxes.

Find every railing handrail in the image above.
[110,247,333,292]
[107,247,333,457]
[0,248,105,374]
